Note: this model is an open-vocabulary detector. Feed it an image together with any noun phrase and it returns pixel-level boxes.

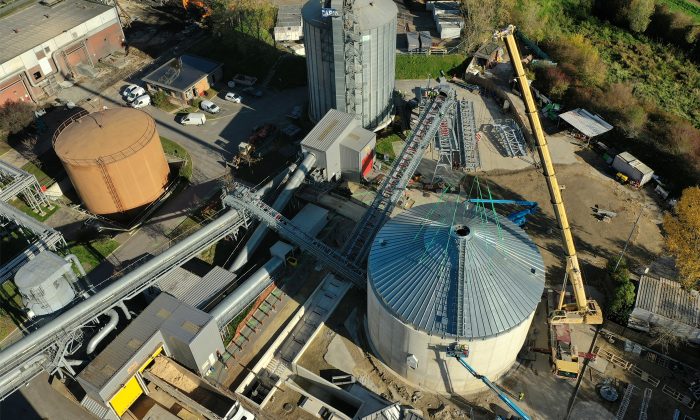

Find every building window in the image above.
[33,71,42,80]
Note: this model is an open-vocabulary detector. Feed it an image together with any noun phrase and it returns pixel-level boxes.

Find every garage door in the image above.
[109,376,143,417]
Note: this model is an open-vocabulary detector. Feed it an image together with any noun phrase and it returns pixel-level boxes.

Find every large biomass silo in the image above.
[53,108,170,217]
[302,0,397,130]
[367,202,545,394]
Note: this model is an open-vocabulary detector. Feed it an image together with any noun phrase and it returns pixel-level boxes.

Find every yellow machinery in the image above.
[495,25,603,327]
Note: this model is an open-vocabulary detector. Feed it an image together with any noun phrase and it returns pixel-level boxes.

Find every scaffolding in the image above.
[458,100,480,171]
[491,119,527,157]
[0,160,52,214]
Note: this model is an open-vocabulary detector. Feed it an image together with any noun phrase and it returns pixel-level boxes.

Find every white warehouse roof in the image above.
[633,275,700,330]
[615,152,653,176]
[559,108,613,138]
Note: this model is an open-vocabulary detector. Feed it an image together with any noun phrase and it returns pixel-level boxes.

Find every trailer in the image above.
[612,152,654,187]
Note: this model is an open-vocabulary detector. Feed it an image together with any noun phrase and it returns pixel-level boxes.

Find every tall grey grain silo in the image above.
[302,0,397,130]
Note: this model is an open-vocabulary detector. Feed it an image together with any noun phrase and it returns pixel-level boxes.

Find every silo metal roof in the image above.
[302,0,397,30]
[53,108,156,162]
[368,202,545,339]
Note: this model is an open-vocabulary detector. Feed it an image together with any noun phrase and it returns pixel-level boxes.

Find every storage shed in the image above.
[143,55,223,104]
[628,275,700,344]
[274,4,303,41]
[558,108,613,139]
[612,152,654,186]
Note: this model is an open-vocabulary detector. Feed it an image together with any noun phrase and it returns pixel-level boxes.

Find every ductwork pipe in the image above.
[211,257,283,327]
[86,309,119,355]
[0,354,47,400]
[117,301,131,320]
[64,254,86,277]
[228,153,316,272]
[0,209,242,372]
[253,162,297,199]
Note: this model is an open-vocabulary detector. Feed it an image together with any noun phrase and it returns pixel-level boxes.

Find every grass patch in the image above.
[395,54,467,80]
[160,137,193,181]
[167,216,200,240]
[375,134,401,159]
[10,198,59,222]
[223,302,254,345]
[658,0,700,22]
[0,316,17,343]
[21,161,52,187]
[0,138,11,155]
[67,238,120,273]
[1,280,22,310]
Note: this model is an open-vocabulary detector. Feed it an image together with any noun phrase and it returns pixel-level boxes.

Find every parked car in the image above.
[126,86,146,102]
[122,84,140,97]
[130,94,150,109]
[242,87,263,97]
[224,92,242,103]
[177,113,206,125]
[200,100,220,114]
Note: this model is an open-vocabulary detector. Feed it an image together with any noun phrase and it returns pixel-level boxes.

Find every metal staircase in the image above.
[342,0,362,114]
[223,185,365,287]
[342,88,457,264]
[458,100,480,171]
[617,383,636,420]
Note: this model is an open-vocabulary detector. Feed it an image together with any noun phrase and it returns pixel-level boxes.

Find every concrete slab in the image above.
[324,334,358,374]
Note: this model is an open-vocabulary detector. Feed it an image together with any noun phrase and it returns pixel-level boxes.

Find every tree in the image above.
[591,83,647,137]
[623,0,655,33]
[607,258,636,322]
[534,66,571,101]
[511,0,549,42]
[547,34,607,86]
[664,186,700,290]
[461,0,509,53]
[0,100,35,138]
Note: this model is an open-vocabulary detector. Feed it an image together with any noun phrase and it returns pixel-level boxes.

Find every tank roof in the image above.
[15,251,71,289]
[53,108,157,163]
[368,202,545,339]
[302,0,397,29]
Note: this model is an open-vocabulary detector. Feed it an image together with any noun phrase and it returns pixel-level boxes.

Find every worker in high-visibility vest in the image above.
[519,392,525,401]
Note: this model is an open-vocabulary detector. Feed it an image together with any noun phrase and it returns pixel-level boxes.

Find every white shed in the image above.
[612,152,654,186]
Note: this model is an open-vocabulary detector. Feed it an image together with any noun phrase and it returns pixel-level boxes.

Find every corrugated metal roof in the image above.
[368,202,545,339]
[301,109,357,152]
[558,108,613,138]
[302,0,396,30]
[0,0,114,65]
[276,4,302,28]
[156,266,236,309]
[635,275,700,328]
[78,294,213,392]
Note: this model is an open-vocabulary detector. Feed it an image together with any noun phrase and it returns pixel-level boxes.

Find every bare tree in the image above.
[460,0,510,53]
[650,324,688,355]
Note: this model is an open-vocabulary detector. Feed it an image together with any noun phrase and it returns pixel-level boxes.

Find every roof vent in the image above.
[40,0,66,7]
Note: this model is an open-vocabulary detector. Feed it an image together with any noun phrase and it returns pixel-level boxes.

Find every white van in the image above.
[130,94,151,109]
[178,113,206,125]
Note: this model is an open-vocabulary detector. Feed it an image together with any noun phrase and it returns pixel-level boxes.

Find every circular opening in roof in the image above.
[454,225,470,237]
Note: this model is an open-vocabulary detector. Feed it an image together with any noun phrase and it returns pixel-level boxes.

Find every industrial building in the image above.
[300,109,376,181]
[366,202,546,394]
[142,55,223,104]
[274,4,303,42]
[612,151,654,187]
[628,275,700,344]
[0,0,125,105]
[302,0,397,130]
[52,108,170,217]
[77,293,225,419]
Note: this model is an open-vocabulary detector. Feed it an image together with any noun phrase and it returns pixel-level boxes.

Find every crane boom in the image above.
[447,347,531,420]
[495,25,602,325]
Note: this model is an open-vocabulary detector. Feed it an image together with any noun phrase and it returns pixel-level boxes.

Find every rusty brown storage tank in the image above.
[53,108,170,217]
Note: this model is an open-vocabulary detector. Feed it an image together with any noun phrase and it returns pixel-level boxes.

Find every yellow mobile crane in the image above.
[494,26,603,376]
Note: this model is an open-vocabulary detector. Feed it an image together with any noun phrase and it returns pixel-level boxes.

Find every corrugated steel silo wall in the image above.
[367,277,534,394]
[359,15,396,129]
[303,19,336,123]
